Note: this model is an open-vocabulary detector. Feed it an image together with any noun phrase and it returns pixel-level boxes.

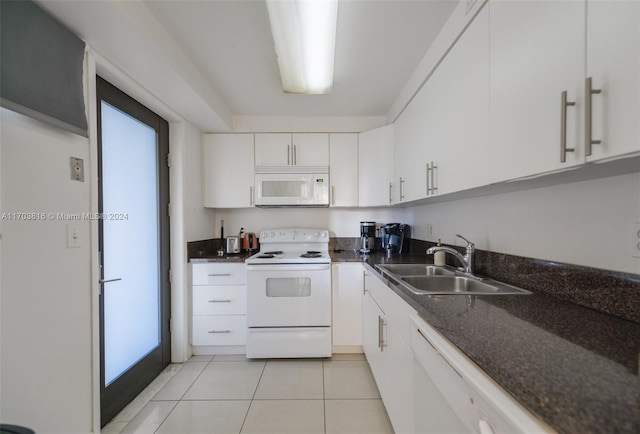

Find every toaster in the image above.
[225,236,240,254]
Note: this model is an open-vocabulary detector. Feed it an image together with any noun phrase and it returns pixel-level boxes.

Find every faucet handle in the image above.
[455,234,474,248]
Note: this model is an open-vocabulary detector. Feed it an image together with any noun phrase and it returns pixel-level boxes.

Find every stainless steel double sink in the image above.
[375,264,531,296]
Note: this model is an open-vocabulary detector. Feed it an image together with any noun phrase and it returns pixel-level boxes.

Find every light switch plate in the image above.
[67,223,81,248]
[70,157,84,182]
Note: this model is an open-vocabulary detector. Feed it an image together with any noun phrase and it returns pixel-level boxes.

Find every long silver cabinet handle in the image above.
[294,145,297,165]
[249,186,254,206]
[585,77,602,156]
[99,278,122,284]
[426,163,431,195]
[363,270,368,295]
[388,182,393,204]
[208,273,231,277]
[208,330,231,334]
[560,91,576,163]
[378,316,386,351]
[208,299,232,303]
[399,177,405,201]
[431,162,438,194]
[287,144,291,165]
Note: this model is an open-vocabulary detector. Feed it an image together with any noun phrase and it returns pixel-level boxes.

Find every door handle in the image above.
[99,278,122,284]
[585,77,602,156]
[560,91,576,163]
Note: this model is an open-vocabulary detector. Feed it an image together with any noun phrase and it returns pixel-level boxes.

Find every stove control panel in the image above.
[259,228,329,243]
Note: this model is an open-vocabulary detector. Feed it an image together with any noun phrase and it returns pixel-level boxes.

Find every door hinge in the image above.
[167,153,172,168]
[167,203,172,217]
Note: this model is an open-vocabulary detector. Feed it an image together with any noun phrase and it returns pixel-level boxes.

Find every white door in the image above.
[329,133,359,207]
[490,0,585,181]
[292,133,329,166]
[255,133,291,166]
[586,0,640,162]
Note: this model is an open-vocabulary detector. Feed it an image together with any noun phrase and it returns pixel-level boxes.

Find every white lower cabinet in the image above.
[331,263,364,349]
[363,269,415,434]
[191,263,247,353]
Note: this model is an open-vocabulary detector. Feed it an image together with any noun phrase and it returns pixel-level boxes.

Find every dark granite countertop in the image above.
[188,242,639,433]
[346,252,639,434]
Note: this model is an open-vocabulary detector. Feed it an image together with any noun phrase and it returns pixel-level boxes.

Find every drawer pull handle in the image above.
[99,277,122,284]
[208,299,232,303]
[208,330,231,334]
[208,273,231,277]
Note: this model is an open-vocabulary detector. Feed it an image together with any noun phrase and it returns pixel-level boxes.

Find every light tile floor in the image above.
[101,354,394,434]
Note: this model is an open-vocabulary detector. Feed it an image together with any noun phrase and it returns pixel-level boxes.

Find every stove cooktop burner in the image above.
[300,252,322,258]
[306,251,321,254]
[264,251,283,255]
[256,254,275,259]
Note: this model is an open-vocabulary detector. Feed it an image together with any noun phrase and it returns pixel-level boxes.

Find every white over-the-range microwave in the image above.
[254,171,329,207]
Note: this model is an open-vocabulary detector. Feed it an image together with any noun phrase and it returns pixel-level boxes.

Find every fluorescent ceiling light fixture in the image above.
[266,0,338,94]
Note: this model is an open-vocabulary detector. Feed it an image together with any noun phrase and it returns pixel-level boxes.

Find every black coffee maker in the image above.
[380,223,410,254]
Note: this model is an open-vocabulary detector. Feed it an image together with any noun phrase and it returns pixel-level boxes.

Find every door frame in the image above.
[96,76,171,426]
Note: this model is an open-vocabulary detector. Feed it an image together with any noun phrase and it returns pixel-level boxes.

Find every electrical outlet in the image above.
[427,224,435,238]
[632,222,640,258]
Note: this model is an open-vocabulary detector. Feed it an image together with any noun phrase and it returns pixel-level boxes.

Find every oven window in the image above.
[262,180,309,198]
[266,277,311,297]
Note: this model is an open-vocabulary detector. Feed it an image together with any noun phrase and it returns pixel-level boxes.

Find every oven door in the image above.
[247,264,331,327]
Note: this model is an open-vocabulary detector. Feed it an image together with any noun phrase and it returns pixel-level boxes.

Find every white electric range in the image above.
[245,228,332,358]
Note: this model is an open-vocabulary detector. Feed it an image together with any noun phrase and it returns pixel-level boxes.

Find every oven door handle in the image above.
[247,264,331,272]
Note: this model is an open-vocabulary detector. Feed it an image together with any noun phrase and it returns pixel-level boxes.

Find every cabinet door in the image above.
[362,291,384,377]
[586,0,640,161]
[490,0,585,181]
[255,133,291,166]
[430,6,490,195]
[292,133,329,166]
[382,319,414,434]
[331,263,364,347]
[202,134,254,208]
[358,125,394,206]
[329,133,358,207]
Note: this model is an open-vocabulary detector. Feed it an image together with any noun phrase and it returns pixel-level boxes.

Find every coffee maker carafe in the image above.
[359,221,376,254]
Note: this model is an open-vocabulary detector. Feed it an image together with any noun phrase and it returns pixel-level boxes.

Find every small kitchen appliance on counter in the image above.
[245,228,331,358]
[380,223,410,254]
[225,236,240,254]
[242,232,259,253]
[359,221,376,254]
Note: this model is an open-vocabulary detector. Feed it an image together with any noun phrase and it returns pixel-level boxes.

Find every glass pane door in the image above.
[101,101,160,385]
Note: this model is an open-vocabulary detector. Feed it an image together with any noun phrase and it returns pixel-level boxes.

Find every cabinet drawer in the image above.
[193,286,247,315]
[192,263,246,285]
[192,315,247,346]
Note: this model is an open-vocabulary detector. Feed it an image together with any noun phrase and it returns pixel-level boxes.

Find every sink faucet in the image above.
[426,234,475,275]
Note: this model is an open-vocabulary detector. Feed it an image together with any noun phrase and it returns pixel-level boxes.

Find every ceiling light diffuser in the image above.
[266,0,338,94]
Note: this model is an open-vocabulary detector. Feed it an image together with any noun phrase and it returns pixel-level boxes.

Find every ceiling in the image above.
[38,0,457,130]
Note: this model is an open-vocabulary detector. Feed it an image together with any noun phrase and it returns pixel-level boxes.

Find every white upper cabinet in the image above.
[329,133,358,207]
[293,133,330,166]
[254,133,329,167]
[202,134,254,208]
[586,0,640,162]
[358,125,394,206]
[254,133,291,167]
[490,0,585,182]
[428,6,490,196]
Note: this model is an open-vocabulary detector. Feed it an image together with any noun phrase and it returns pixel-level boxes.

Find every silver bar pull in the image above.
[560,91,576,163]
[431,162,438,193]
[585,77,602,156]
[388,182,393,204]
[331,186,336,205]
[399,177,405,201]
[208,330,231,334]
[208,299,232,303]
[208,273,231,277]
[426,163,431,195]
[363,270,368,295]
[378,316,386,351]
[99,277,122,284]
[293,145,297,165]
[287,144,291,165]
[249,186,254,206]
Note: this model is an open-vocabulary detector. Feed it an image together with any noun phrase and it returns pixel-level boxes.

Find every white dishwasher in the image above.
[410,315,553,434]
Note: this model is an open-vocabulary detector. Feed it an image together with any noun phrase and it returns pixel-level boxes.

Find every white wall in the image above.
[214,207,407,240]
[406,172,640,274]
[0,108,93,433]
